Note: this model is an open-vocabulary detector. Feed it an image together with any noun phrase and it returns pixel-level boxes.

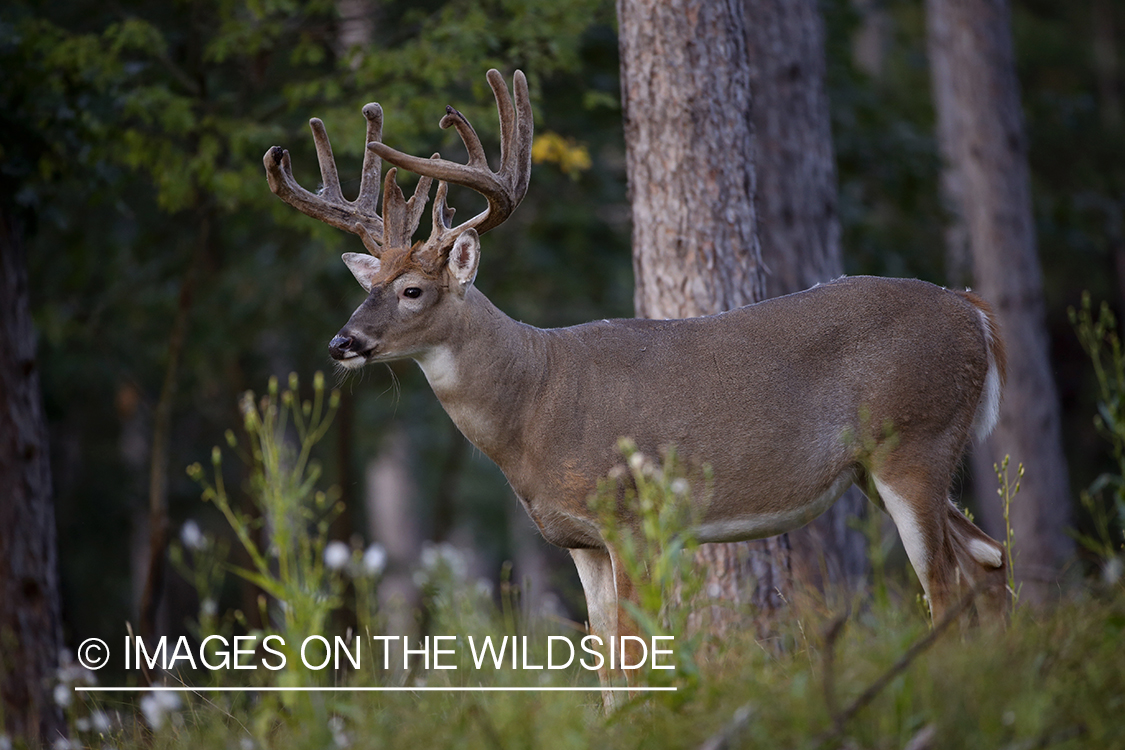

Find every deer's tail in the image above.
[956,290,1007,442]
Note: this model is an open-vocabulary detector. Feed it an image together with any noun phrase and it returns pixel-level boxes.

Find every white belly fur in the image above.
[694,470,857,544]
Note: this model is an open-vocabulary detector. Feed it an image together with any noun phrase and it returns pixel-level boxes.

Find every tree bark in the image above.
[745,0,870,596]
[617,0,790,634]
[925,0,1073,600]
[0,209,66,744]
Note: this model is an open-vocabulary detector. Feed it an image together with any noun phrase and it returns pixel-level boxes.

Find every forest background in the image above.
[2,0,1125,746]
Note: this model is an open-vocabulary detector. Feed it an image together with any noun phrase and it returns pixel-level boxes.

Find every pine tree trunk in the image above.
[746,0,870,596]
[617,0,790,635]
[0,209,66,744]
[925,0,1073,601]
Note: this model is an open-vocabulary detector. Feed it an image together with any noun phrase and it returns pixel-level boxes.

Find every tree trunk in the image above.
[138,210,208,645]
[617,0,790,635]
[925,0,1073,601]
[1093,0,1123,133]
[850,0,891,79]
[0,209,66,745]
[746,0,870,597]
[365,425,423,652]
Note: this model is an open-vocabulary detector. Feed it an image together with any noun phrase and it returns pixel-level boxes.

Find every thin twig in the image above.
[697,704,755,750]
[821,610,848,718]
[811,579,987,748]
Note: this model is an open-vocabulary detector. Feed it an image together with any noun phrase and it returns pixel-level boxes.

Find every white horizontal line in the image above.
[75,686,676,693]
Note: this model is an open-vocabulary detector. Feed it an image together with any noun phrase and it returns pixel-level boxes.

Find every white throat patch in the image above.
[417,346,459,393]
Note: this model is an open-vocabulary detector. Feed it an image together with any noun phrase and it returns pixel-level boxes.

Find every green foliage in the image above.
[843,405,906,609]
[185,372,346,660]
[994,455,1025,608]
[1070,294,1125,583]
[590,439,704,699]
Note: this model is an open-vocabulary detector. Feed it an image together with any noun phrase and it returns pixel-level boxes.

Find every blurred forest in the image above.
[2,0,1124,705]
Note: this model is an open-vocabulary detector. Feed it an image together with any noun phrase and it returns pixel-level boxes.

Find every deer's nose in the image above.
[329,334,356,360]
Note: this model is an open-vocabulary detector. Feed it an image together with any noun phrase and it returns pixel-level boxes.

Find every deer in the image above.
[263,69,1009,699]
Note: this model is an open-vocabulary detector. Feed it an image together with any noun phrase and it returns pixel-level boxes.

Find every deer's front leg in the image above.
[570,546,643,710]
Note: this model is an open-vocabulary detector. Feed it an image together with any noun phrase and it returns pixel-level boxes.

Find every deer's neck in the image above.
[414,287,547,464]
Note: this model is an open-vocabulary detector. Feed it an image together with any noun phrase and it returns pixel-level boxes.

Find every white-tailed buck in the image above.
[264,69,1008,687]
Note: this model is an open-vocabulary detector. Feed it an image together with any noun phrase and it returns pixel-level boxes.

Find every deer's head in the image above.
[262,70,533,370]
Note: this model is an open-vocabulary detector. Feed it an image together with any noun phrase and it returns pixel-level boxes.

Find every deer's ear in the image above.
[342,253,381,292]
[448,229,480,294]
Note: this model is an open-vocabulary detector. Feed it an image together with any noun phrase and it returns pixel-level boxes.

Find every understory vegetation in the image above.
[64,597,1125,749]
[52,367,1125,750]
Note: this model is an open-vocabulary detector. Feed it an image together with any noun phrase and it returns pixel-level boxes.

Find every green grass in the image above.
[65,587,1125,749]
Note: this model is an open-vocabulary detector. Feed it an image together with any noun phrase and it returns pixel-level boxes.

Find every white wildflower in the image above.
[140,691,181,731]
[180,520,205,551]
[362,544,387,576]
[328,716,349,748]
[90,710,112,733]
[1104,556,1123,586]
[670,478,689,496]
[200,597,218,618]
[324,541,351,571]
[440,544,467,579]
[53,682,72,708]
[140,696,163,730]
[156,691,181,712]
[419,541,470,580]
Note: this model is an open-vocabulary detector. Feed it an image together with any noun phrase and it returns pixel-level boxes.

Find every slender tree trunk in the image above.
[0,209,66,745]
[746,0,869,596]
[926,0,1073,601]
[336,0,376,68]
[365,425,423,652]
[1090,0,1125,308]
[929,6,973,290]
[617,0,791,635]
[139,211,208,644]
[850,0,891,79]
[1093,0,1123,133]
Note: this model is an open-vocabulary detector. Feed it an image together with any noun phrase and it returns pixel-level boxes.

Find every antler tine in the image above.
[264,108,389,255]
[491,68,533,209]
[366,69,534,249]
[354,103,385,215]
[309,117,344,203]
[379,167,435,249]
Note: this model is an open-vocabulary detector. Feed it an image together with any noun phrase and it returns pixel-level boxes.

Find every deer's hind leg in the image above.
[864,459,1006,623]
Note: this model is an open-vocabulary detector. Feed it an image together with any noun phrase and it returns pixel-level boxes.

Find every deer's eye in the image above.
[403,287,423,299]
